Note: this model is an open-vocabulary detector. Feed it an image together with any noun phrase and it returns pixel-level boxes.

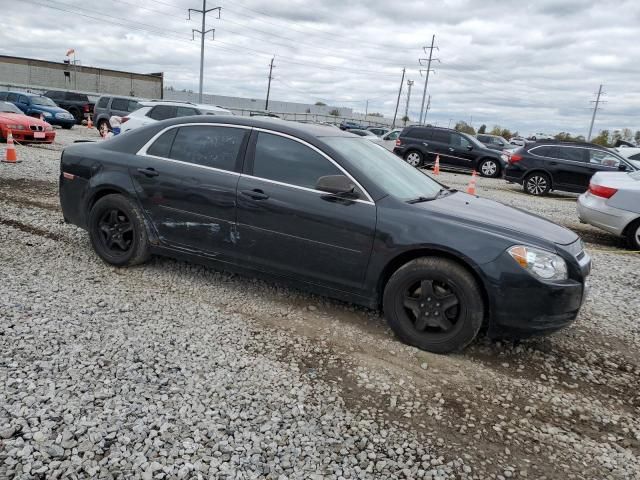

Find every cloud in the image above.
[1,0,639,136]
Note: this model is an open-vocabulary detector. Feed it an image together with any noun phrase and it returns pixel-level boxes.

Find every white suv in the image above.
[121,101,232,133]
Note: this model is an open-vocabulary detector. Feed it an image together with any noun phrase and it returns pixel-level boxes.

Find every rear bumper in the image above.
[577,192,636,236]
[504,165,525,184]
[481,249,589,338]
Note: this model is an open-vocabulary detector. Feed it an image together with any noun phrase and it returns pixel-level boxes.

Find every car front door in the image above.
[130,124,249,260]
[235,130,377,291]
[445,132,474,170]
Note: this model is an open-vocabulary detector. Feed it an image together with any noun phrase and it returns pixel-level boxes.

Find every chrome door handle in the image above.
[422,142,429,147]
[448,147,455,152]
[137,167,159,177]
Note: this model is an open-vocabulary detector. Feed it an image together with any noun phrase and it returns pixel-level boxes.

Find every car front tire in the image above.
[383,257,484,353]
[479,158,500,178]
[524,172,551,196]
[88,194,151,267]
[404,150,423,167]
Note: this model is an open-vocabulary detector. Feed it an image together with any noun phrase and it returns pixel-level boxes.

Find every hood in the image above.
[32,105,69,114]
[0,112,50,127]
[417,191,578,246]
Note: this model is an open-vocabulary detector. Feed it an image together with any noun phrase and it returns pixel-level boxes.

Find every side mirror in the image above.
[316,175,357,197]
[467,144,473,150]
[618,163,628,171]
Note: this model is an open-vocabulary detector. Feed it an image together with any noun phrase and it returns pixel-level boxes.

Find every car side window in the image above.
[176,107,199,117]
[477,135,488,143]
[450,133,470,148]
[629,153,640,161]
[147,105,176,121]
[7,93,19,102]
[589,149,620,168]
[252,132,342,190]
[146,128,178,158]
[110,98,129,111]
[97,97,109,109]
[18,95,28,104]
[431,130,450,144]
[555,147,586,162]
[128,100,140,112]
[169,126,245,171]
[386,131,400,140]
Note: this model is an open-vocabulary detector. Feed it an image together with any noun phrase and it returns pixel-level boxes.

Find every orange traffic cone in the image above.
[87,115,93,129]
[466,170,478,195]
[2,130,19,163]
[433,154,440,175]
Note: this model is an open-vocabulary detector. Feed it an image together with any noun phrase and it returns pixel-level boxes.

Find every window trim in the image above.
[248,128,374,204]
[528,144,631,169]
[136,123,374,205]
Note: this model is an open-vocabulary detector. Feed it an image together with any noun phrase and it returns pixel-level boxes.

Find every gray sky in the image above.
[2,0,639,136]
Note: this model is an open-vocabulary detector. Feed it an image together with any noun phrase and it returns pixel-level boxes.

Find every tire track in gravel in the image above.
[2,222,638,479]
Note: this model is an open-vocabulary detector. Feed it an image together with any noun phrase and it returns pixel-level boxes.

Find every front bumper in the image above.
[577,191,635,237]
[481,247,590,338]
[3,128,55,143]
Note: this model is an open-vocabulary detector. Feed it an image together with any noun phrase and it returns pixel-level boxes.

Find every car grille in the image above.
[30,125,44,132]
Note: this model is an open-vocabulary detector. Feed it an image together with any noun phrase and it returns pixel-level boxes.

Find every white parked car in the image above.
[577,170,640,249]
[380,128,403,151]
[121,100,232,133]
[530,133,554,141]
[509,136,526,147]
[615,147,640,169]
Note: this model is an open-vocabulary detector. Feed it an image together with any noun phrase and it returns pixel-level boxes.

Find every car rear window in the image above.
[111,98,139,112]
[169,126,245,171]
[147,105,176,121]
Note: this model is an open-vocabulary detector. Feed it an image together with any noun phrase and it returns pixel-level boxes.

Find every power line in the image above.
[188,0,221,103]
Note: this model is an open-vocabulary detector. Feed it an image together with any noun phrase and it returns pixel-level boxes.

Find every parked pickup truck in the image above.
[43,90,95,125]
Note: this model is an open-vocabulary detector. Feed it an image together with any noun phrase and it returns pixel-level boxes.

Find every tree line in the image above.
[452,121,640,147]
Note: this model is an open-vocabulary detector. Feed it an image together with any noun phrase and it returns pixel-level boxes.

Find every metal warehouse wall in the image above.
[0,55,163,98]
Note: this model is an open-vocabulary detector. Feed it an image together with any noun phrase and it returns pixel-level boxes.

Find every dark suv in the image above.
[44,90,95,124]
[504,141,637,196]
[393,126,505,177]
[476,134,510,151]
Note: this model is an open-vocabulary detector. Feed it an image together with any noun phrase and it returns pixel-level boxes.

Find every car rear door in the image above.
[403,127,434,162]
[130,123,249,260]
[549,146,592,191]
[235,130,377,291]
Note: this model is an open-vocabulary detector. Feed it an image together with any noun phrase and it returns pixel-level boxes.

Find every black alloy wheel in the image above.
[383,257,484,353]
[88,194,150,266]
[98,208,134,255]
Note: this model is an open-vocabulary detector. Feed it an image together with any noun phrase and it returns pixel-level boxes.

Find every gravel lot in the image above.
[1,127,639,479]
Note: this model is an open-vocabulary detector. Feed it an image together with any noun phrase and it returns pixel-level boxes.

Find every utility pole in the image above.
[365,99,369,121]
[423,95,431,123]
[188,0,220,103]
[418,34,439,125]
[403,80,414,126]
[392,68,406,129]
[587,84,604,141]
[265,56,275,110]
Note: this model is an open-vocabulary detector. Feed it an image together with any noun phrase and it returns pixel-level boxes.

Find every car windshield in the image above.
[0,101,20,113]
[31,96,57,106]
[323,137,444,201]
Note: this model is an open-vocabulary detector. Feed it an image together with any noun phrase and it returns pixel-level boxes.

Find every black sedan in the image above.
[59,117,591,353]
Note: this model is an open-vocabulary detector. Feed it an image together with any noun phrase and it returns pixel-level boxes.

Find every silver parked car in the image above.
[577,170,640,249]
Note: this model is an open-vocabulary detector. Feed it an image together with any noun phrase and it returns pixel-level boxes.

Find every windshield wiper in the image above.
[406,195,434,204]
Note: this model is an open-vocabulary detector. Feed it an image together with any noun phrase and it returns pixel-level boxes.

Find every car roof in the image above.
[527,140,608,150]
[0,91,41,97]
[99,94,141,101]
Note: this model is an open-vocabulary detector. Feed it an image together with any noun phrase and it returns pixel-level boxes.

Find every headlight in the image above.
[508,245,568,281]
[6,124,26,130]
[42,112,52,118]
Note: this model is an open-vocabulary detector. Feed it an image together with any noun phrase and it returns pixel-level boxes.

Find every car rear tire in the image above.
[88,194,151,267]
[62,125,73,130]
[524,172,551,196]
[479,158,500,178]
[625,219,640,250]
[404,150,423,167]
[383,257,484,353]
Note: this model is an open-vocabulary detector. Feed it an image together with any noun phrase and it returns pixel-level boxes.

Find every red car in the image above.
[0,101,55,144]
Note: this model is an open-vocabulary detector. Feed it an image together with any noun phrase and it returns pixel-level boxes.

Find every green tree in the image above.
[454,120,475,135]
[315,101,326,106]
[478,124,487,134]
[500,128,512,140]
[611,129,622,145]
[489,125,502,136]
[622,128,633,142]
[329,109,340,116]
[402,115,410,126]
[591,130,611,147]
[635,130,640,145]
